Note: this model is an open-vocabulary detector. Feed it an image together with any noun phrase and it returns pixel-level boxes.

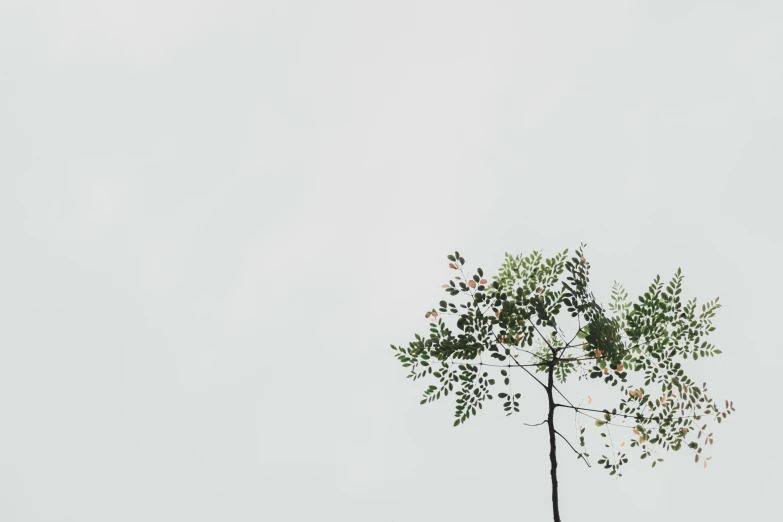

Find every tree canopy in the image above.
[391,244,734,521]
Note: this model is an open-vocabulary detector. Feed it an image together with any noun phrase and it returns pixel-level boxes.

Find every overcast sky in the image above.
[1,1,781,521]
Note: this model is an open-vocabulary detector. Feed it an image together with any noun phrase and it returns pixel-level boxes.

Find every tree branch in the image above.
[511,355,549,391]
[554,429,591,468]
[555,403,708,423]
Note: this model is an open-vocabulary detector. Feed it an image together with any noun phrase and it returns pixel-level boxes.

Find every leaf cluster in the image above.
[390,245,734,475]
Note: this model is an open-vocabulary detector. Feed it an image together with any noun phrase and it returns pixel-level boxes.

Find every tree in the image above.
[390,244,734,522]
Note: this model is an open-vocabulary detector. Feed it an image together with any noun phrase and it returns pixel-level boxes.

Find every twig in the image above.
[555,429,591,468]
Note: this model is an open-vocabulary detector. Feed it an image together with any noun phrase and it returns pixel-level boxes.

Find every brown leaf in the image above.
[480,278,487,285]
[468,280,477,288]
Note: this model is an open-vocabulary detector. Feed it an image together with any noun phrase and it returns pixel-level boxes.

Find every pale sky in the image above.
[1,1,781,521]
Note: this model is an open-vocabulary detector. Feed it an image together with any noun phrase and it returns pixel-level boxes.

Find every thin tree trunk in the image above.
[546,362,561,522]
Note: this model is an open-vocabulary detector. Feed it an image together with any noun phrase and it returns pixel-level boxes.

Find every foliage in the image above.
[390,244,734,478]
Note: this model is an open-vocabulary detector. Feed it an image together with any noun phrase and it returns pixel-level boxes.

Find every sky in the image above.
[1,1,781,521]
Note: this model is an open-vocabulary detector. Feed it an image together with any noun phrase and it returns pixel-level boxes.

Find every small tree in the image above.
[391,244,734,522]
